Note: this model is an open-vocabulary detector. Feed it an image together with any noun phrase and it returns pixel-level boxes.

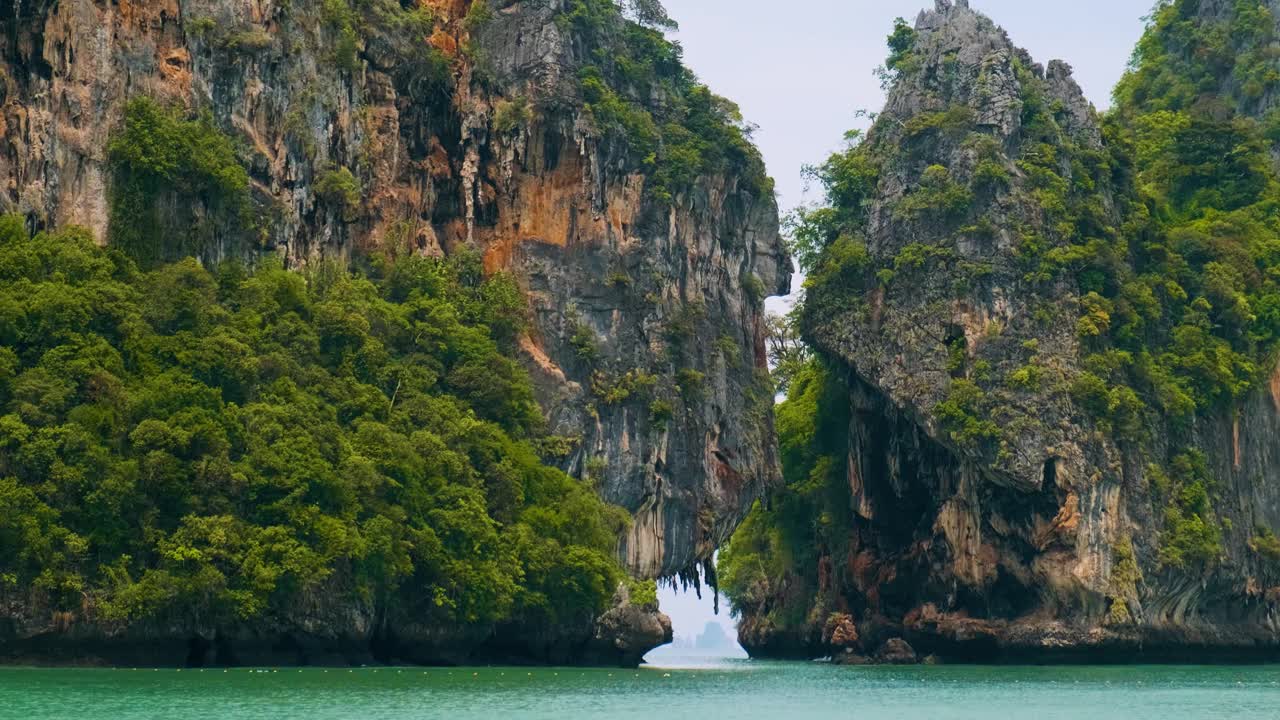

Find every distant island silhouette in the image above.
[646,622,747,659]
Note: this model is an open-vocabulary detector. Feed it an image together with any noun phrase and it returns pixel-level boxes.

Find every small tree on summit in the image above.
[625,0,677,30]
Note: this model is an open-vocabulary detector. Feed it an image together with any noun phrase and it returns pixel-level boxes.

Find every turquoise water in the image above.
[2,658,1278,719]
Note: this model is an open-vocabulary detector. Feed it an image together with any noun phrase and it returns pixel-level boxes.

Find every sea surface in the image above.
[2,657,1278,719]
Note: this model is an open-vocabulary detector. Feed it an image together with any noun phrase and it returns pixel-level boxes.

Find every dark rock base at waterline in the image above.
[1,583,672,669]
[745,628,1280,666]
[0,612,674,670]
[0,629,667,669]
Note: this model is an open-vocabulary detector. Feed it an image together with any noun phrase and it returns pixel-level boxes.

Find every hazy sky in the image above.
[648,0,1153,654]
[663,0,1153,210]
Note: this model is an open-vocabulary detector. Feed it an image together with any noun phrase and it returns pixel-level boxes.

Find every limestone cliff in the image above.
[727,0,1280,662]
[0,0,787,665]
[0,0,788,581]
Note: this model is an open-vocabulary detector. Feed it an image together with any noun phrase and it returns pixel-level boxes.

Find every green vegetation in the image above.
[933,379,1001,451]
[221,26,274,54]
[107,98,252,268]
[1114,0,1280,113]
[321,0,362,72]
[675,368,705,398]
[590,369,656,406]
[492,96,533,135]
[893,241,955,273]
[626,577,659,608]
[315,166,363,221]
[463,0,493,31]
[368,0,435,35]
[569,321,602,363]
[1106,537,1141,625]
[560,0,771,203]
[743,274,767,307]
[648,398,674,424]
[1069,369,1145,440]
[185,16,218,40]
[893,164,973,219]
[623,0,677,30]
[805,234,870,291]
[664,301,705,347]
[0,216,632,630]
[876,17,919,89]
[714,334,742,370]
[1080,0,1280,562]
[1084,0,1280,424]
[720,359,851,635]
[1149,451,1223,569]
[785,134,878,277]
[1249,527,1280,564]
[314,0,449,94]
[903,105,974,139]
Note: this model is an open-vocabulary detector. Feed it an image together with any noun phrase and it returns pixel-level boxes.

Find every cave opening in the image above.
[985,566,1040,620]
[850,379,948,550]
[185,635,211,668]
[1042,457,1058,488]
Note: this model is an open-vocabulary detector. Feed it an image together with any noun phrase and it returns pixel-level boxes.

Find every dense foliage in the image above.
[0,217,630,631]
[719,359,850,635]
[560,0,772,202]
[1086,0,1280,560]
[1095,0,1280,422]
[108,98,253,268]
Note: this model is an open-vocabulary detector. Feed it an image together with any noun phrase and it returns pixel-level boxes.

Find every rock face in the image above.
[873,638,916,665]
[738,1,1280,662]
[585,582,674,666]
[0,0,787,664]
[0,0,787,581]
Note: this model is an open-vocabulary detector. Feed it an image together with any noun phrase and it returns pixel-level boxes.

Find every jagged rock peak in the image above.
[919,0,999,38]
[890,1,1097,148]
[805,0,1126,497]
[1045,59,1101,144]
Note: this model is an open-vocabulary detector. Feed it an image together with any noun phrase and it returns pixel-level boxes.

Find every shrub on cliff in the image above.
[315,166,363,221]
[720,358,851,636]
[107,98,252,268]
[562,0,771,203]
